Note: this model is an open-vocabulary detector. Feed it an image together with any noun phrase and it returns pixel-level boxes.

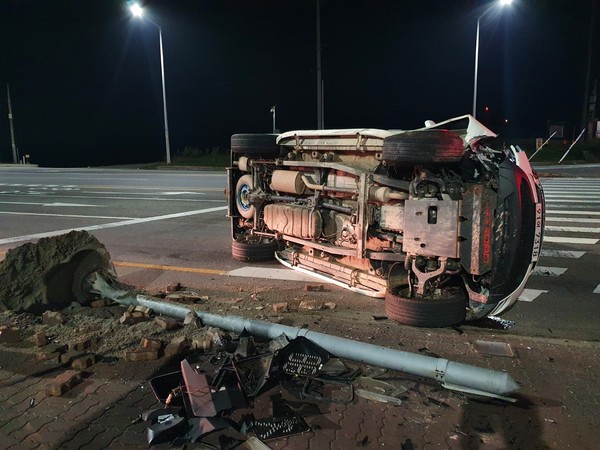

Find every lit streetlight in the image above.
[129,2,172,164]
[472,0,513,119]
[270,105,276,133]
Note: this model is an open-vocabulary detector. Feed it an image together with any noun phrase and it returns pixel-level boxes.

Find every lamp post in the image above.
[270,105,277,133]
[472,0,513,119]
[130,2,172,164]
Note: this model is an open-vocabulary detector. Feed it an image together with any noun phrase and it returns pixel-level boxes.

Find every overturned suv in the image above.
[226,115,544,327]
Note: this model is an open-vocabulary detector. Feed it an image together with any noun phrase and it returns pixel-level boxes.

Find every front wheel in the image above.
[385,288,466,328]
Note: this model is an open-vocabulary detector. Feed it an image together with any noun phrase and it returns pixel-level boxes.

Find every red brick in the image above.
[141,337,162,350]
[59,350,87,364]
[166,282,181,292]
[34,330,47,347]
[71,354,96,370]
[45,370,82,396]
[304,284,325,292]
[0,326,21,343]
[42,311,66,325]
[155,316,180,330]
[164,336,189,357]
[124,348,159,361]
[299,300,323,310]
[272,302,289,312]
[90,299,111,308]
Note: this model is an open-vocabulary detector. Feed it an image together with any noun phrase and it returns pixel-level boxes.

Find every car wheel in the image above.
[385,288,466,328]
[231,134,281,157]
[231,238,278,262]
[235,175,256,219]
[382,130,464,165]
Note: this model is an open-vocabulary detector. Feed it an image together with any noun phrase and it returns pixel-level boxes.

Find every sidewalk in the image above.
[1,302,598,450]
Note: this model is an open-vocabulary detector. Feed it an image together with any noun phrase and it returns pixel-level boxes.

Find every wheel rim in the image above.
[237,183,251,213]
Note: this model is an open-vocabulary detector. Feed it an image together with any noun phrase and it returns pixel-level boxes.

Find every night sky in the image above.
[1,0,598,167]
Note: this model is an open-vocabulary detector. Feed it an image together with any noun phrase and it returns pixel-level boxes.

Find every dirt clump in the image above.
[0,230,113,314]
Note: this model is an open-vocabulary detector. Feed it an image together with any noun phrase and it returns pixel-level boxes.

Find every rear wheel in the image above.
[382,130,464,165]
[231,134,281,158]
[385,288,466,328]
[232,237,278,262]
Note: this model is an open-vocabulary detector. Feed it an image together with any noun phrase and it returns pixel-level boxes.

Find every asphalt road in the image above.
[1,165,599,342]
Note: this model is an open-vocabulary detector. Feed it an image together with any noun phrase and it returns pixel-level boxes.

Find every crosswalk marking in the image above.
[546,210,600,215]
[518,289,548,302]
[545,225,600,233]
[546,217,600,223]
[543,236,599,244]
[540,249,585,258]
[532,266,567,277]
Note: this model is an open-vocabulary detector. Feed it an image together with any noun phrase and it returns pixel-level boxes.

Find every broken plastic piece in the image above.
[146,414,186,444]
[474,340,516,358]
[141,406,183,422]
[181,360,217,417]
[268,334,290,353]
[276,337,331,377]
[355,376,407,398]
[185,417,236,443]
[355,389,403,406]
[244,436,273,450]
[149,371,184,405]
[248,415,310,440]
[232,353,274,397]
[302,377,354,404]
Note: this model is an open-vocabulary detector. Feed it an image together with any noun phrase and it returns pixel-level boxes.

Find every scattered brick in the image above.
[134,305,153,316]
[324,302,337,310]
[34,331,48,347]
[155,317,180,330]
[90,299,111,308]
[124,348,159,361]
[184,311,201,327]
[141,338,162,351]
[45,370,82,396]
[42,311,66,325]
[68,337,98,352]
[164,336,189,358]
[71,354,96,370]
[272,302,289,313]
[299,300,323,310]
[304,284,325,292]
[166,282,182,293]
[0,326,21,344]
[191,338,212,351]
[119,312,146,325]
[59,351,87,365]
[36,351,60,363]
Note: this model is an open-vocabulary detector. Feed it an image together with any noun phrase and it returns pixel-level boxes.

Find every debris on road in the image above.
[474,340,516,358]
[45,370,82,396]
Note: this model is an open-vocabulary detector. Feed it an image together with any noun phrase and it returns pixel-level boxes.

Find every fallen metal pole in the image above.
[90,274,519,398]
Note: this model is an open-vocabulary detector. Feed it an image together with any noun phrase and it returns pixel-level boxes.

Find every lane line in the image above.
[0,195,224,203]
[0,211,136,220]
[543,236,599,244]
[540,249,585,258]
[518,289,548,302]
[0,205,227,245]
[545,225,600,233]
[594,283,600,294]
[545,199,600,203]
[546,210,600,216]
[544,195,600,199]
[0,201,102,207]
[532,266,567,277]
[113,261,226,275]
[545,217,600,223]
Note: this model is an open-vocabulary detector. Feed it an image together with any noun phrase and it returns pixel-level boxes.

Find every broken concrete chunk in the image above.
[71,354,96,370]
[299,300,323,311]
[42,311,66,326]
[124,348,159,361]
[272,302,289,313]
[134,305,153,316]
[304,284,325,292]
[0,326,21,344]
[324,302,337,310]
[34,331,48,347]
[155,317,181,331]
[119,312,146,325]
[45,370,82,396]
[164,336,189,357]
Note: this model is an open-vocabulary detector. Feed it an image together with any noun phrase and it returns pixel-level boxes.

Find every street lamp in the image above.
[270,105,276,133]
[472,0,513,119]
[129,2,172,164]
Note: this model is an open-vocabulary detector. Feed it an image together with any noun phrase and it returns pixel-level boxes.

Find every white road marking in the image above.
[546,217,600,223]
[532,266,567,277]
[540,249,585,258]
[545,199,600,203]
[518,289,548,302]
[0,201,101,207]
[544,195,600,199]
[546,210,600,216]
[594,284,600,294]
[159,192,207,196]
[0,211,135,220]
[545,225,600,233]
[543,236,599,245]
[226,266,332,283]
[0,206,227,245]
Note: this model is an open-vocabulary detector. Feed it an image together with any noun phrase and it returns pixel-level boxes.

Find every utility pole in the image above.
[580,0,596,139]
[6,84,18,164]
[316,0,323,129]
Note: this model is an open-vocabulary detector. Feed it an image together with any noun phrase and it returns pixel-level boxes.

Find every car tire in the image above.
[385,288,466,328]
[231,134,281,157]
[231,238,278,262]
[235,174,256,219]
[382,130,464,165]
